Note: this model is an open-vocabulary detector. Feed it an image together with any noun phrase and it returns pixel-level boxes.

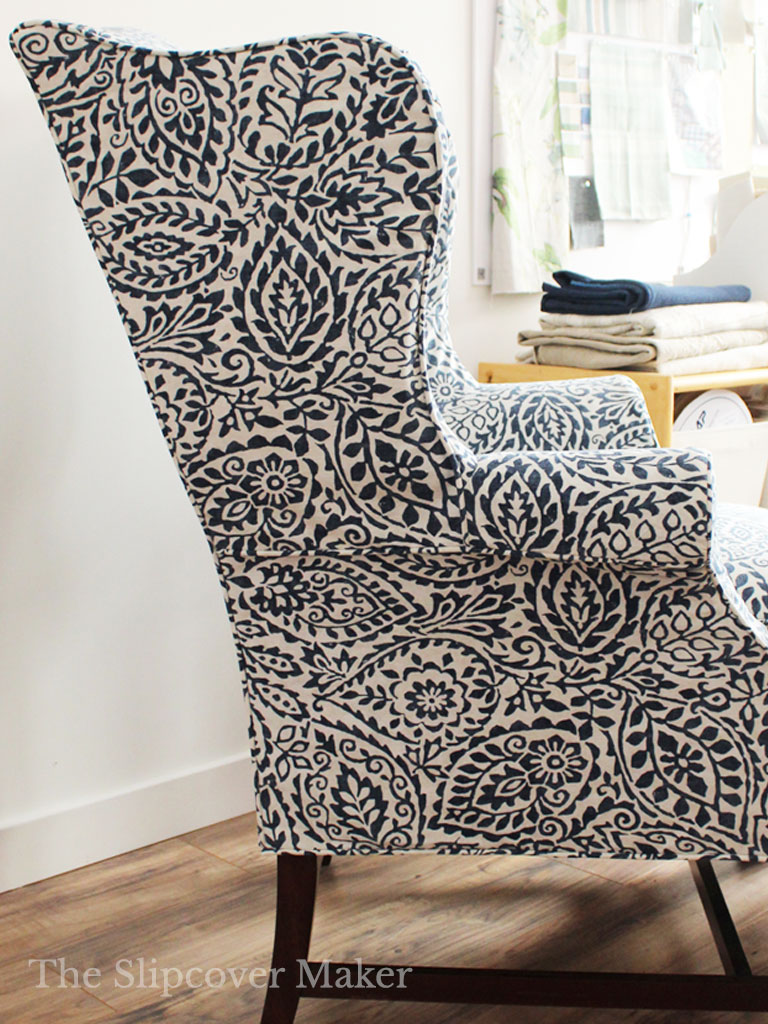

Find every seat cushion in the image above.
[717,503,768,628]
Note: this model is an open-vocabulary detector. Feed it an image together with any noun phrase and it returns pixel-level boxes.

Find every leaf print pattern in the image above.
[12,20,768,859]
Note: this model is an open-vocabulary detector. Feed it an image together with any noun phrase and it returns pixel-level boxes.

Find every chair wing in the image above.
[10,20,465,554]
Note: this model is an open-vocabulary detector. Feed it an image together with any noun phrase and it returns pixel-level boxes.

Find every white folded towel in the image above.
[639,342,768,376]
[539,301,768,338]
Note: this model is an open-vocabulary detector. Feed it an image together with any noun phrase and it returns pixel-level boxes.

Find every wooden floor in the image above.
[2,814,768,1023]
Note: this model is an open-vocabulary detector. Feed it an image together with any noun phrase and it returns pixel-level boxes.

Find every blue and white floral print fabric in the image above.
[717,504,768,630]
[12,22,768,859]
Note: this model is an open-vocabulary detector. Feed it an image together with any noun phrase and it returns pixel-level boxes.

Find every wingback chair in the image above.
[11,20,768,1017]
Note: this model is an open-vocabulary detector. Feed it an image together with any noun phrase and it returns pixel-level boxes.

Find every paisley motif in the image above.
[289,728,421,852]
[90,198,230,296]
[142,358,212,462]
[118,50,236,198]
[231,555,420,641]
[517,388,588,449]
[239,228,341,368]
[528,561,634,657]
[617,697,751,841]
[464,448,714,567]
[471,455,562,550]
[437,727,600,843]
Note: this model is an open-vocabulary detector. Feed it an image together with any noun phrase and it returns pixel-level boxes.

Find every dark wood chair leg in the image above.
[260,854,768,1015]
[260,853,318,1024]
[321,854,332,868]
[689,859,751,977]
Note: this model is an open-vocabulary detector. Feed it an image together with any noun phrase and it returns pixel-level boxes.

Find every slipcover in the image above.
[11,21,768,859]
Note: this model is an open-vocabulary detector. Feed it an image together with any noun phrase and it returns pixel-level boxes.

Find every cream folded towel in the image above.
[518,338,768,374]
[538,300,768,338]
[517,329,768,369]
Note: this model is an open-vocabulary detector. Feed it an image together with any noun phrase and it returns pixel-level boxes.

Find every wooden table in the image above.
[478,362,768,446]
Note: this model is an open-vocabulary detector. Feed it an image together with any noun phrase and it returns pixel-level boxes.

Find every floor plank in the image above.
[1,813,768,1023]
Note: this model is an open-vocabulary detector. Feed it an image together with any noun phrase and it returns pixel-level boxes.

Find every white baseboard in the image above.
[0,753,254,892]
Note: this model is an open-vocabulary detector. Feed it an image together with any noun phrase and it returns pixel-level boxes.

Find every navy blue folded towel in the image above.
[541,270,751,315]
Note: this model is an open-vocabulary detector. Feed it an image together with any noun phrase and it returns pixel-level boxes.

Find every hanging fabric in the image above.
[590,41,672,221]
[491,0,570,294]
[755,0,768,143]
[667,53,723,172]
[567,0,679,41]
[693,0,725,71]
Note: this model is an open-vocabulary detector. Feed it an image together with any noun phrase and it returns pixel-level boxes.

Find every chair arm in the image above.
[460,446,714,568]
[433,368,658,453]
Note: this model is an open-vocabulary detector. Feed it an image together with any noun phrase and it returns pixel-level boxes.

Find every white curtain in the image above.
[491,0,570,294]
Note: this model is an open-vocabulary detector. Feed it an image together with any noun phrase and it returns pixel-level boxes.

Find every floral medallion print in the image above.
[198,447,316,545]
[13,21,768,860]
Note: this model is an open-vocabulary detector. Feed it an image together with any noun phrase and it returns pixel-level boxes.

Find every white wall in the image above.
[0,0,530,891]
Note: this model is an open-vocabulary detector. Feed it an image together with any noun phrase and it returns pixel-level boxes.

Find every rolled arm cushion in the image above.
[431,361,658,453]
[460,447,714,567]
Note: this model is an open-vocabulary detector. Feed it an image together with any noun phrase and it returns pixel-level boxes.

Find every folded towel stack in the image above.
[541,270,751,315]
[519,272,768,374]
